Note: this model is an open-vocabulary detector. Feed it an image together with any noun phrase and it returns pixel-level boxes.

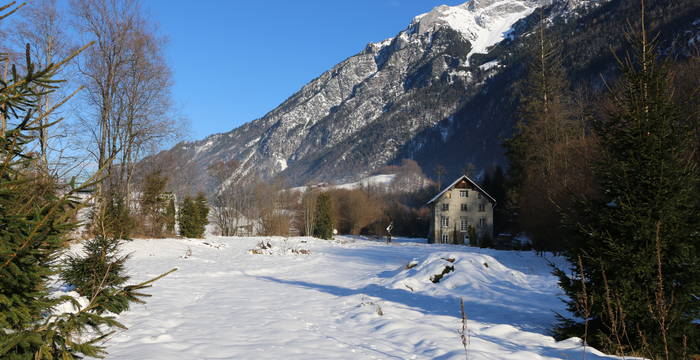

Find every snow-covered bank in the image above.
[93,236,617,359]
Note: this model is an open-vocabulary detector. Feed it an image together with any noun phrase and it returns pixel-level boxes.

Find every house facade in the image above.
[427,175,496,244]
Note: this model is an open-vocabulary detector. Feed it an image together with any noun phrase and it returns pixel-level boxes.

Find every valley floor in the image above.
[89,236,618,359]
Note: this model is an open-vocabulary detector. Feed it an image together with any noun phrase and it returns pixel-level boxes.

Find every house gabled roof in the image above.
[426,174,497,205]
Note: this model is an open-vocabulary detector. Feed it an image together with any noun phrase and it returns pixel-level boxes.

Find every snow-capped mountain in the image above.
[407,0,540,63]
[142,0,700,196]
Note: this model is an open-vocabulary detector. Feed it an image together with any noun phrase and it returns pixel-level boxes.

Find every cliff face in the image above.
[143,0,700,196]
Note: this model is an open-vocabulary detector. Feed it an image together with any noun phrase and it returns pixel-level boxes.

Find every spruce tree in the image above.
[178,194,208,238]
[140,170,169,237]
[0,6,174,358]
[178,196,197,237]
[165,196,176,235]
[503,8,582,252]
[60,235,129,306]
[195,191,210,231]
[0,22,92,358]
[313,193,334,240]
[481,166,510,234]
[103,190,133,239]
[555,20,700,357]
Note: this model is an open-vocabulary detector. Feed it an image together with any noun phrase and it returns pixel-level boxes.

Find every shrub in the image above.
[468,226,478,247]
[479,232,493,248]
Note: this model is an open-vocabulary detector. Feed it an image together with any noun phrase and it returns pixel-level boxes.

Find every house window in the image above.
[479,218,486,228]
[460,218,468,232]
[479,203,485,212]
[460,190,468,198]
[441,203,449,211]
[441,233,449,243]
[441,216,449,227]
[460,204,468,211]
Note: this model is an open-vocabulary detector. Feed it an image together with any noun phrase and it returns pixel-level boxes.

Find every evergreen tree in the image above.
[555,21,700,357]
[103,190,133,240]
[195,192,210,231]
[140,170,169,237]
[60,235,129,306]
[313,193,334,240]
[178,194,208,238]
[0,7,174,358]
[165,196,176,235]
[481,165,510,234]
[503,8,585,252]
[178,196,197,238]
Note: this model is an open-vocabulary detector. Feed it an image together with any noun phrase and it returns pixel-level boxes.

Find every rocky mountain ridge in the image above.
[142,0,700,197]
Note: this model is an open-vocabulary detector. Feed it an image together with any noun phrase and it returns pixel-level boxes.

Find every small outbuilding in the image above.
[426,175,496,244]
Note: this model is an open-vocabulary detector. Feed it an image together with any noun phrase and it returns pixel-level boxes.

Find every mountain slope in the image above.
[143,0,700,196]
[144,0,545,194]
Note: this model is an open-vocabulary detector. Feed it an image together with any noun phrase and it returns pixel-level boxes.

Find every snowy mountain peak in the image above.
[408,0,543,59]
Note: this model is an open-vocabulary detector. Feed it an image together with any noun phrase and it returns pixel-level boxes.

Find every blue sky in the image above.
[145,0,464,140]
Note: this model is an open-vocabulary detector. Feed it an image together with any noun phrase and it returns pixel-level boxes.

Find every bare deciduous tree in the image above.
[209,160,255,236]
[389,159,431,193]
[11,0,70,169]
[72,0,181,203]
[252,180,294,236]
[325,188,384,235]
[300,187,318,236]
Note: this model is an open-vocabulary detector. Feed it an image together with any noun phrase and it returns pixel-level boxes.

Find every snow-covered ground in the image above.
[90,236,617,359]
[290,174,397,193]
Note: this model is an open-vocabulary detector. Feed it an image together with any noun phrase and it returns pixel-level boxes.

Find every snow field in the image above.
[90,236,618,359]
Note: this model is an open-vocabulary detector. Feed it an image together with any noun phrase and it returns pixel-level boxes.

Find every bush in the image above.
[479,232,493,248]
[468,226,478,247]
[261,213,291,236]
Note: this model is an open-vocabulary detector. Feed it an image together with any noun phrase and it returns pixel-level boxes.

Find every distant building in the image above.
[426,175,496,244]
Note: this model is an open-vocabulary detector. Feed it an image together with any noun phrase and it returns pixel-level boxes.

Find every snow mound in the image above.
[384,250,555,310]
